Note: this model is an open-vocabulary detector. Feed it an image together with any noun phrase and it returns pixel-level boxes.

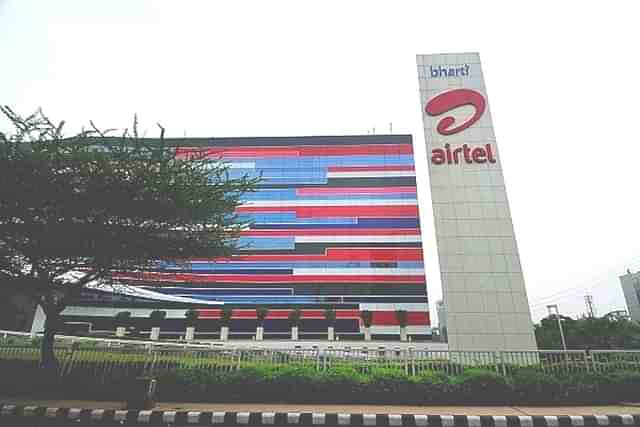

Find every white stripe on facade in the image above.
[368,325,432,334]
[293,268,424,276]
[359,303,429,311]
[62,307,192,319]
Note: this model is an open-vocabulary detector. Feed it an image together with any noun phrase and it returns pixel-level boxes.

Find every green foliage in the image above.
[184,309,199,327]
[114,311,132,327]
[414,369,450,384]
[220,307,233,327]
[323,308,336,326]
[535,314,640,349]
[395,310,408,328]
[149,310,166,327]
[288,308,302,327]
[510,368,561,401]
[360,310,373,328]
[255,306,268,326]
[457,368,511,404]
[1,347,640,405]
[0,107,259,366]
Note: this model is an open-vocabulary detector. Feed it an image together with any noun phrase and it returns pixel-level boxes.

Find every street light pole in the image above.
[547,304,567,351]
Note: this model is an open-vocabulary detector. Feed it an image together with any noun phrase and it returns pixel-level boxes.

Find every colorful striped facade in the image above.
[63,135,430,338]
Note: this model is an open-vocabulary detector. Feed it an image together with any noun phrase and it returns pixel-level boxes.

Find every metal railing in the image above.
[2,337,640,380]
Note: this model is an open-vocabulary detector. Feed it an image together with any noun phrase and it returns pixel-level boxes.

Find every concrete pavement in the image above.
[2,398,640,416]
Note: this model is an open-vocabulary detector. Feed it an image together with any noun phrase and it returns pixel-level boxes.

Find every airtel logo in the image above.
[425,88,497,165]
[425,88,486,135]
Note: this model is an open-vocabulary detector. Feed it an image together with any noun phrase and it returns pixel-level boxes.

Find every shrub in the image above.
[458,368,512,404]
[510,368,562,404]
[149,310,166,327]
[114,311,132,327]
[3,349,640,405]
[608,370,640,402]
[361,368,416,404]
[556,371,617,404]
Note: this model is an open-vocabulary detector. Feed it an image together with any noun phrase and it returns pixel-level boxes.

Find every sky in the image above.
[1,1,640,323]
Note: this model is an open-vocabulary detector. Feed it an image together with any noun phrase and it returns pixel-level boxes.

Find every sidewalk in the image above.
[2,397,640,416]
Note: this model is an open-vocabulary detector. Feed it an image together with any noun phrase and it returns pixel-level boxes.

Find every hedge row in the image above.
[152,366,640,405]
[1,361,639,405]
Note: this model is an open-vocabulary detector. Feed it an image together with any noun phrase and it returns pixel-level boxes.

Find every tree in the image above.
[219,306,233,341]
[255,306,268,340]
[324,307,336,341]
[114,311,131,337]
[288,308,302,340]
[395,309,408,342]
[185,309,199,326]
[360,310,373,341]
[535,313,640,349]
[0,107,258,369]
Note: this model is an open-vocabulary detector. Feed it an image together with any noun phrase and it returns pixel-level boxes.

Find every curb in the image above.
[1,404,640,426]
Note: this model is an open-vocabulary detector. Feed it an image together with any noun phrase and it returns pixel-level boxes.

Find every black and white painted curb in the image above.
[1,404,639,426]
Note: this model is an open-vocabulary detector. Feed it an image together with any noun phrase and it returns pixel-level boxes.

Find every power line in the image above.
[529,255,640,307]
[529,279,611,309]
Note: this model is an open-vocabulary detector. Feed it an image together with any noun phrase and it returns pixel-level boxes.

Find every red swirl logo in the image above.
[425,89,486,135]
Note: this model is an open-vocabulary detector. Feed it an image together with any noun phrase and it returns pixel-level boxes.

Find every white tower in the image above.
[417,53,537,351]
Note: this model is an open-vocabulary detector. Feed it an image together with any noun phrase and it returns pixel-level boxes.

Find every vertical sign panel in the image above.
[417,53,536,350]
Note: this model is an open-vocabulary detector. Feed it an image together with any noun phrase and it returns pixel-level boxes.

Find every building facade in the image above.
[417,53,537,350]
[620,270,640,323]
[53,135,431,339]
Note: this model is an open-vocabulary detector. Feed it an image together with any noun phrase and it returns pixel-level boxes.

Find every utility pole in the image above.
[547,304,567,351]
[584,294,595,318]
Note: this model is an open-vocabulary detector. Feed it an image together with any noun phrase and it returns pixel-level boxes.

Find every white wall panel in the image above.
[417,53,537,351]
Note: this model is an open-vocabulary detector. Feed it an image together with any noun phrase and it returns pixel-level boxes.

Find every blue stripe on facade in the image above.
[253,155,415,168]
[250,217,420,228]
[181,262,424,270]
[237,237,296,250]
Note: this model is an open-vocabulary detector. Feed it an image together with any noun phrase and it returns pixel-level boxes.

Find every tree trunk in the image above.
[150,327,160,340]
[40,310,59,370]
[364,326,372,341]
[185,326,195,342]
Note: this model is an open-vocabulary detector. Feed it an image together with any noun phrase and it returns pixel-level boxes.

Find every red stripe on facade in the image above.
[296,187,416,196]
[370,311,430,326]
[193,248,424,263]
[239,228,421,237]
[113,272,426,284]
[236,205,419,218]
[197,309,361,319]
[175,147,300,158]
